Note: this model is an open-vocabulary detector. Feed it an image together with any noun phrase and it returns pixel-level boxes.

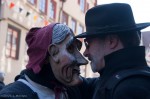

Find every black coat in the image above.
[0,81,5,90]
[0,66,84,99]
[0,81,39,99]
[0,78,85,99]
[92,46,150,99]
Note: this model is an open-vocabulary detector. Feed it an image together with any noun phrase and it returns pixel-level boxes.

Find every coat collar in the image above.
[99,46,148,80]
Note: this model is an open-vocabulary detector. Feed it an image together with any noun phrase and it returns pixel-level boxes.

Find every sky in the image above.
[98,0,150,31]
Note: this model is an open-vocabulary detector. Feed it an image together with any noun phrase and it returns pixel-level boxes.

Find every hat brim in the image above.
[75,23,150,38]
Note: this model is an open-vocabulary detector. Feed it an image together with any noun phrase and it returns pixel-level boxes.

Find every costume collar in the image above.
[25,63,64,90]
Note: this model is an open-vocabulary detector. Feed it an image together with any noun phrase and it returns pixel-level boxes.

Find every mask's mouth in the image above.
[73,67,80,75]
[62,63,81,83]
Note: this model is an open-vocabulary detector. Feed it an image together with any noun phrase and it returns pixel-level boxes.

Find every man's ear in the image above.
[48,44,59,63]
[107,35,119,49]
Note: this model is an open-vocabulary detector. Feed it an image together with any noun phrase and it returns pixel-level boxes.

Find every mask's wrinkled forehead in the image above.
[52,24,73,44]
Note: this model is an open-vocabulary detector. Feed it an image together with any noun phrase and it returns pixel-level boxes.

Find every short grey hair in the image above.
[52,24,74,44]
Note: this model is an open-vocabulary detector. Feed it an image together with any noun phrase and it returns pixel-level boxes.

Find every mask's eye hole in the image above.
[76,39,82,51]
[67,44,74,53]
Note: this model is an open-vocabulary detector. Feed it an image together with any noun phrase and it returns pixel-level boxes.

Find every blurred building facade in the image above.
[0,0,97,84]
[141,31,150,66]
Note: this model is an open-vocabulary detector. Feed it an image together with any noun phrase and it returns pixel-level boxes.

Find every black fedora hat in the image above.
[75,3,150,38]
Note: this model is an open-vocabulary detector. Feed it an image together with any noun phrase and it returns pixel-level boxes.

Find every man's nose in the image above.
[76,51,88,66]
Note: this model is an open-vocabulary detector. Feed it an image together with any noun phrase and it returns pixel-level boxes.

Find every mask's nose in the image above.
[76,51,88,66]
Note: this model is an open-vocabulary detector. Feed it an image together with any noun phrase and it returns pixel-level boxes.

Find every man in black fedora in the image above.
[75,3,150,99]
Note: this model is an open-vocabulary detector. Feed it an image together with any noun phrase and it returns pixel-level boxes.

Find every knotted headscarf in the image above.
[25,23,56,73]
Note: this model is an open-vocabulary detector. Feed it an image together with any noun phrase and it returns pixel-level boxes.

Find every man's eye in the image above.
[85,42,89,48]
[67,45,74,53]
[84,39,89,48]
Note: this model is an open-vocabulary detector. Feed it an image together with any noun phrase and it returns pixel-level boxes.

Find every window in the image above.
[27,0,37,5]
[77,24,84,34]
[39,0,47,13]
[61,11,68,25]
[5,25,20,59]
[80,0,85,12]
[24,44,29,63]
[0,0,2,19]
[94,0,97,6]
[71,18,76,33]
[48,0,56,19]
[86,2,89,12]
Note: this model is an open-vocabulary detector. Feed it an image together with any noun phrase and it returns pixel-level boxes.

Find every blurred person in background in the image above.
[0,71,5,90]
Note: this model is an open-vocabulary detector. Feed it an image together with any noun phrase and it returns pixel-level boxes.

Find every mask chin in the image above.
[65,74,83,86]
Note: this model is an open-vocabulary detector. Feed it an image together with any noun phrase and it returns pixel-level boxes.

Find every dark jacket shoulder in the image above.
[0,81,5,90]
[80,77,100,99]
[113,76,150,99]
[67,77,99,99]
[0,81,38,99]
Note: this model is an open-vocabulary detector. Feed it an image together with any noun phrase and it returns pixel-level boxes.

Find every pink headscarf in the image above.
[25,23,57,73]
